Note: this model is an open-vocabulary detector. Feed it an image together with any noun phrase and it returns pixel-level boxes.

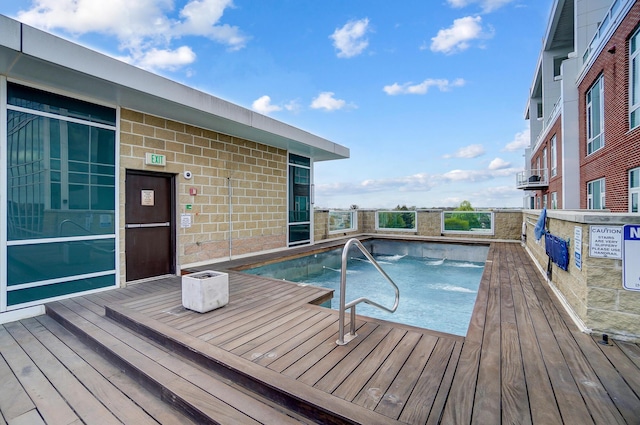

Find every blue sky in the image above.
[1,0,550,209]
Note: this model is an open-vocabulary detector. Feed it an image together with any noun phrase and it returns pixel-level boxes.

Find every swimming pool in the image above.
[243,240,488,336]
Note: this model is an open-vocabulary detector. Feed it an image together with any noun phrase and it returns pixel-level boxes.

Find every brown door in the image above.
[125,170,175,281]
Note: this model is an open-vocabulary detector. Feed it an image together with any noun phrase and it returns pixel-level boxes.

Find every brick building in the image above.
[518,0,640,213]
[0,15,349,322]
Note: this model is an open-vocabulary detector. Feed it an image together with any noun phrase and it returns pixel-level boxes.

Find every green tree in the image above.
[452,200,479,229]
[456,200,474,211]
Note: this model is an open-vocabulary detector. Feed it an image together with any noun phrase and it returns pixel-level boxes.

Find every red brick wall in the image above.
[578,3,640,212]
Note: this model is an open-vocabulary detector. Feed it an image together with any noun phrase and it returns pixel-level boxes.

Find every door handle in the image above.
[125,222,171,229]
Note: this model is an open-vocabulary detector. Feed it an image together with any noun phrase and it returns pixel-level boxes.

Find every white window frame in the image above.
[542,194,547,209]
[587,75,604,155]
[630,28,640,130]
[328,210,358,234]
[630,167,640,213]
[551,192,558,209]
[587,178,606,210]
[550,136,557,177]
[375,210,417,232]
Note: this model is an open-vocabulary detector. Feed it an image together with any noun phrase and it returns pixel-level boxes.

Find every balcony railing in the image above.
[516,168,548,190]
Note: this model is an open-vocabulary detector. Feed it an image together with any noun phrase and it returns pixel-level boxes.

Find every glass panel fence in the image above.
[376,211,416,231]
[442,211,494,234]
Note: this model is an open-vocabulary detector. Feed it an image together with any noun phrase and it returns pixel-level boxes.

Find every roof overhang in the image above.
[0,15,349,162]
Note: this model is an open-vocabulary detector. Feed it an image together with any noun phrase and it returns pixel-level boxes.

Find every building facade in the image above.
[0,15,349,322]
[518,0,640,213]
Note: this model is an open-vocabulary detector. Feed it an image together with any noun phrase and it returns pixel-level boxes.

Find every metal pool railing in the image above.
[336,238,400,345]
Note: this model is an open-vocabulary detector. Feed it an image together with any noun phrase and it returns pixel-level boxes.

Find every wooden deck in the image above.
[1,241,640,424]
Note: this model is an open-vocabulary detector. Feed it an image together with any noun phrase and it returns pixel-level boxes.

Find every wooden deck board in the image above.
[375,333,439,418]
[3,241,640,424]
[351,330,422,408]
[399,337,460,424]
[0,325,81,425]
[331,327,406,401]
[471,250,502,425]
[509,244,561,425]
[33,315,199,425]
[3,320,123,425]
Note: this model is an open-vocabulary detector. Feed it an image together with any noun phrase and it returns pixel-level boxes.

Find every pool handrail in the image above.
[337,238,400,345]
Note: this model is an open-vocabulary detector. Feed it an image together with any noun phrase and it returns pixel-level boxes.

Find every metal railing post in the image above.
[336,238,400,345]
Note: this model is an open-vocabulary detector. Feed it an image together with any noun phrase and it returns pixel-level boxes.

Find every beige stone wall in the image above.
[119,109,287,281]
[317,209,521,240]
[523,210,640,341]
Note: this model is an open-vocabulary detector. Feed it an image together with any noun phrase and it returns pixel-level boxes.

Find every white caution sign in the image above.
[623,224,640,291]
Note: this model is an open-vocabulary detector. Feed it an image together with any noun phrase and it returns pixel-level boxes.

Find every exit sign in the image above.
[145,153,166,166]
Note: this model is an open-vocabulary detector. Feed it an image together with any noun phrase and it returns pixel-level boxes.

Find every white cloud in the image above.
[284,100,302,113]
[136,46,197,71]
[317,161,519,197]
[251,95,282,114]
[16,0,247,71]
[446,0,514,13]
[503,128,530,151]
[317,172,438,196]
[443,144,486,159]
[443,165,518,182]
[488,157,511,170]
[383,78,465,95]
[330,18,370,58]
[310,92,350,111]
[430,16,488,54]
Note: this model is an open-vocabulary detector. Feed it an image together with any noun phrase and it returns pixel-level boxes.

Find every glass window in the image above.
[7,110,116,240]
[631,28,640,129]
[329,210,357,233]
[551,192,558,209]
[587,76,604,154]
[376,211,417,231]
[630,167,640,213]
[288,154,312,246]
[550,136,557,177]
[5,83,117,306]
[442,211,493,234]
[7,83,116,126]
[587,178,606,209]
[543,194,547,209]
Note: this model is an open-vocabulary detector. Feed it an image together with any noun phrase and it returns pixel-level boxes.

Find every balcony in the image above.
[516,168,548,190]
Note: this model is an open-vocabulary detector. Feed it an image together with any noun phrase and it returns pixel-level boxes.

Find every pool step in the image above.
[45,299,310,425]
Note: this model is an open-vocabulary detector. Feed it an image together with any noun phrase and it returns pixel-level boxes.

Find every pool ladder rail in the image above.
[336,238,400,345]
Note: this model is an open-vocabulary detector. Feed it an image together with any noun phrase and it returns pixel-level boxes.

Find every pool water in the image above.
[246,250,484,336]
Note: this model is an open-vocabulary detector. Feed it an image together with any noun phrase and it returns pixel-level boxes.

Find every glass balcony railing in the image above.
[516,168,549,190]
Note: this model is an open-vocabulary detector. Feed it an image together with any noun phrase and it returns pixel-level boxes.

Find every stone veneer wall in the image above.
[314,209,522,240]
[314,209,522,238]
[523,209,640,341]
[119,109,288,281]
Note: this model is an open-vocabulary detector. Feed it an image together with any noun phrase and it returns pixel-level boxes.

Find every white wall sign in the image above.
[141,190,155,206]
[181,213,192,228]
[623,224,640,291]
[589,225,622,259]
[574,226,582,270]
